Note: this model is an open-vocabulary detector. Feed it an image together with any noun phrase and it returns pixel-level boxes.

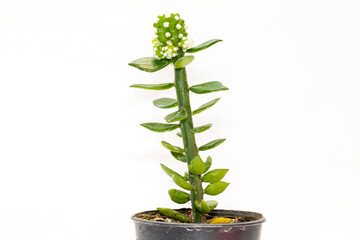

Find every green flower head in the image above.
[153,13,193,59]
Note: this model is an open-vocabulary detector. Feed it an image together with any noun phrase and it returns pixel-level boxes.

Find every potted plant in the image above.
[128,13,265,240]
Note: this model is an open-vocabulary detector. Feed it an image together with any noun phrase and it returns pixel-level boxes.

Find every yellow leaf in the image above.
[209,217,232,224]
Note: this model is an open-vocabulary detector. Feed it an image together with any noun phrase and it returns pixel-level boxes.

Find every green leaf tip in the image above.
[128,57,171,72]
[193,98,220,115]
[160,163,178,178]
[161,164,193,190]
[199,139,226,151]
[161,141,185,153]
[172,174,193,190]
[153,98,178,109]
[140,122,179,132]
[204,156,212,172]
[192,123,212,134]
[205,181,230,195]
[178,123,212,137]
[165,109,187,123]
[189,81,229,94]
[194,199,218,214]
[195,200,210,213]
[174,55,194,68]
[188,155,206,175]
[187,39,223,53]
[157,208,192,223]
[206,200,218,211]
[168,189,190,204]
[194,199,218,213]
[130,83,174,90]
[202,169,229,183]
[170,151,187,162]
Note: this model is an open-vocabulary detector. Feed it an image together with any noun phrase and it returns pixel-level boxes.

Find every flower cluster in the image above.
[152,13,193,59]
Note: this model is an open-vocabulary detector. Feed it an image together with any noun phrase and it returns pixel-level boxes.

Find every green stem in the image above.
[173,52,204,223]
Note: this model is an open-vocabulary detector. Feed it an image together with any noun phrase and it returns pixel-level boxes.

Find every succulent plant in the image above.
[129,13,229,223]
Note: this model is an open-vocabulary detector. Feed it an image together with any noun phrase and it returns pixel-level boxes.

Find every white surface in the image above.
[1,0,359,239]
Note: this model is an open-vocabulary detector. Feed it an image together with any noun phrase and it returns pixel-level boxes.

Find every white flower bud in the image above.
[165,32,171,38]
[163,22,169,27]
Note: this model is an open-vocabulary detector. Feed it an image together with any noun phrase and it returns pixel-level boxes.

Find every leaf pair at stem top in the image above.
[128,39,223,73]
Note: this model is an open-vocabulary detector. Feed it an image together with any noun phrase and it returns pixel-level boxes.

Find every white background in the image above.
[1,0,359,239]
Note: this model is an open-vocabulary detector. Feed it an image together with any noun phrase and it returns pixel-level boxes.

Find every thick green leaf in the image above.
[171,151,187,162]
[140,123,179,132]
[177,123,212,137]
[193,98,220,115]
[160,164,178,178]
[153,98,178,109]
[206,200,218,211]
[186,39,223,53]
[195,200,210,213]
[165,109,187,123]
[204,156,212,172]
[161,141,185,153]
[199,139,226,151]
[192,123,212,134]
[189,81,229,94]
[128,57,171,72]
[174,55,194,68]
[202,169,229,183]
[130,83,174,90]
[157,208,192,223]
[205,181,230,196]
[188,155,206,175]
[172,174,193,190]
[161,164,192,190]
[168,189,190,204]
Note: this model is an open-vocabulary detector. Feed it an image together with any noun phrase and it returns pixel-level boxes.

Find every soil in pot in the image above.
[136,208,257,224]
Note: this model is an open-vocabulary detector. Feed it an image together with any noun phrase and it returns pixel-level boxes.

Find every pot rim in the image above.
[131,208,266,228]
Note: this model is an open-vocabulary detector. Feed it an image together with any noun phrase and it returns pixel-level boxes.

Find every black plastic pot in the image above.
[132,209,265,240]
